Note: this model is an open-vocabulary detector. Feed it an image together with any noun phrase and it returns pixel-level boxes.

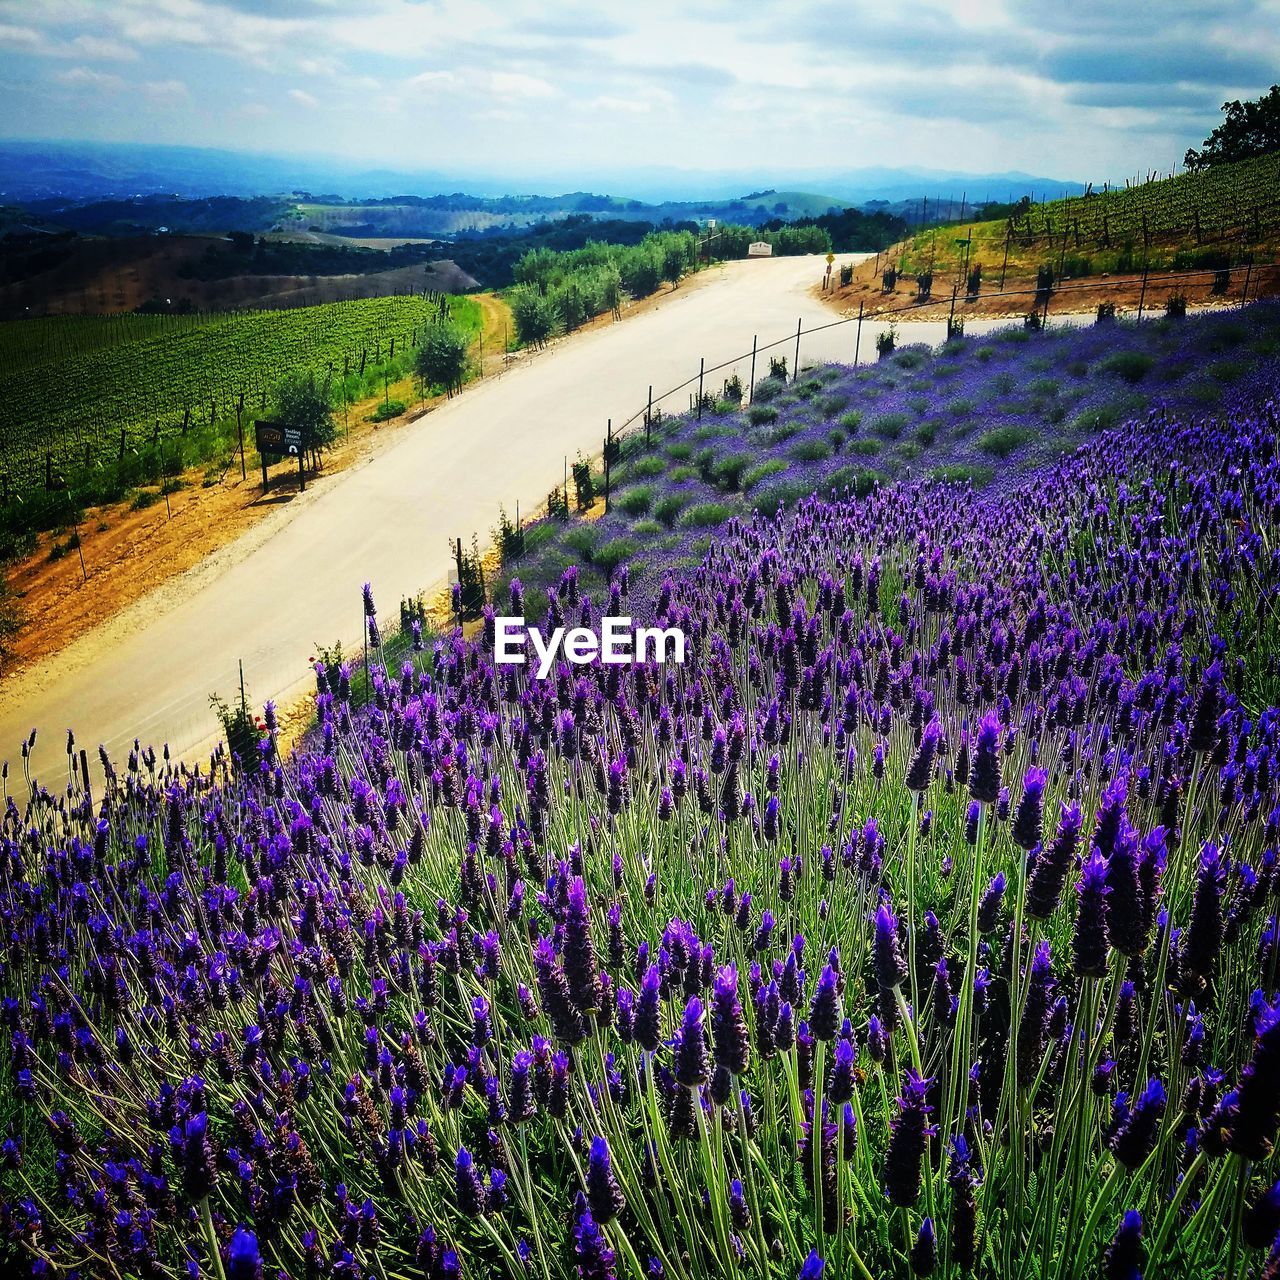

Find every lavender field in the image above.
[3,306,1280,1280]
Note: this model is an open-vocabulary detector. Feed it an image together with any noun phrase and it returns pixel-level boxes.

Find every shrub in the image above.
[668,466,697,483]
[751,376,785,403]
[666,442,694,461]
[654,492,687,527]
[594,537,639,575]
[838,262,854,286]
[495,507,525,558]
[978,426,1035,458]
[915,270,933,301]
[1165,293,1188,318]
[819,392,849,416]
[618,486,654,516]
[871,412,910,440]
[563,526,598,562]
[829,428,846,452]
[370,399,407,422]
[790,439,832,463]
[714,454,753,491]
[1096,302,1117,323]
[948,398,975,419]
[838,409,863,432]
[1098,351,1154,384]
[931,462,994,486]
[915,423,937,446]
[848,437,883,455]
[747,403,779,425]
[626,455,666,480]
[742,459,788,491]
[632,518,663,537]
[572,456,596,511]
[876,329,896,358]
[679,502,736,528]
[893,349,927,370]
[882,264,897,291]
[753,477,811,518]
[826,466,884,497]
[768,355,789,381]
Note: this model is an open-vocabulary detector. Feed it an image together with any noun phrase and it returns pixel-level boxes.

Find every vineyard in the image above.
[0,293,480,536]
[895,150,1280,281]
[1011,150,1280,247]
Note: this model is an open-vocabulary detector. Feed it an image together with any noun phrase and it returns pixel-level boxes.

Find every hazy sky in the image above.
[0,0,1276,184]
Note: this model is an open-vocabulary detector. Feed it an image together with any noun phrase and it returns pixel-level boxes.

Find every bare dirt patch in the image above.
[818,253,1279,324]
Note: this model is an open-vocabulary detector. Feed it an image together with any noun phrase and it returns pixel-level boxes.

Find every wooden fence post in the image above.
[854,302,864,365]
[604,420,613,514]
[749,335,757,399]
[697,358,705,419]
[793,317,802,381]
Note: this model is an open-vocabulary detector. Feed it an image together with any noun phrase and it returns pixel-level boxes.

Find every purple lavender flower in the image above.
[809,963,843,1041]
[884,1070,936,1207]
[1104,1209,1144,1280]
[906,719,941,793]
[1027,801,1083,919]
[674,996,709,1088]
[1011,766,1047,851]
[947,1136,980,1272]
[798,1250,825,1280]
[969,711,1002,805]
[1244,1178,1280,1250]
[874,902,908,992]
[1109,1079,1166,1168]
[226,1226,263,1280]
[910,1218,936,1275]
[574,1210,617,1280]
[586,1136,626,1224]
[1073,850,1111,979]
[711,965,751,1076]
[1229,994,1280,1158]
[455,1147,486,1217]
[564,876,602,1013]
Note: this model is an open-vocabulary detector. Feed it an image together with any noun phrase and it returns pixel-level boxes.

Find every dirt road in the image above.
[0,253,1070,782]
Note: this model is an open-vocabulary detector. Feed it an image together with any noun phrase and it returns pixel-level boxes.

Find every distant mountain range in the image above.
[0,139,1086,209]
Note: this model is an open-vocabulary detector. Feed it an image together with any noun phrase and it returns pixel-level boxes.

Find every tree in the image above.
[1185,85,1280,170]
[275,375,336,455]
[415,321,471,395]
[511,285,558,347]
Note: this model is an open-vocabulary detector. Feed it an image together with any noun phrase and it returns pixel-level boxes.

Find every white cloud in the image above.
[69,34,138,61]
[0,22,42,50]
[288,87,319,107]
[487,70,558,99]
[54,65,126,91]
[145,78,189,104]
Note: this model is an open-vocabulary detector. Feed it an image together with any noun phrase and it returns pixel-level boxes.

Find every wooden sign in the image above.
[254,419,302,456]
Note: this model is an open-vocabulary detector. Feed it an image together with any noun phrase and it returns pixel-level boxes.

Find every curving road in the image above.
[1,253,1045,782]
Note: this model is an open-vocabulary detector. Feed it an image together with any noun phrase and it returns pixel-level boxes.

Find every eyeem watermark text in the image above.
[494,616,686,678]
